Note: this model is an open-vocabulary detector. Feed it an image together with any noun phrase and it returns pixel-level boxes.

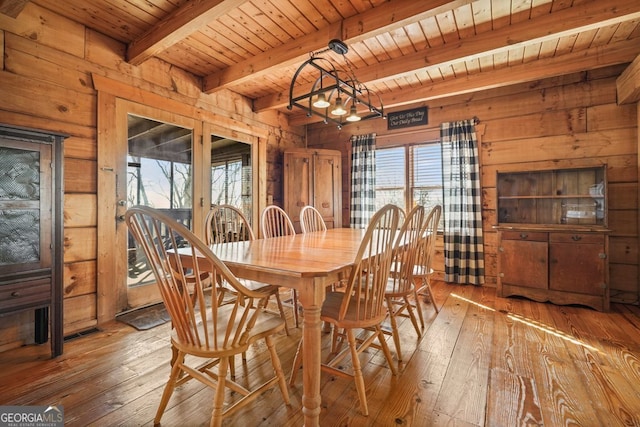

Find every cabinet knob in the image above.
[11,291,21,297]
[599,253,607,259]
[571,235,582,241]
[519,233,528,239]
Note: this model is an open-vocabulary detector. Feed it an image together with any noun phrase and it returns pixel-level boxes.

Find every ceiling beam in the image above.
[617,54,640,104]
[127,0,248,66]
[256,0,640,113]
[287,38,640,126]
[202,0,472,94]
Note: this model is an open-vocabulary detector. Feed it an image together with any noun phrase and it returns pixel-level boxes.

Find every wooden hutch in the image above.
[495,165,610,311]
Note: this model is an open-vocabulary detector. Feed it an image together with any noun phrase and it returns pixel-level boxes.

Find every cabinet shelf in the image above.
[497,166,607,226]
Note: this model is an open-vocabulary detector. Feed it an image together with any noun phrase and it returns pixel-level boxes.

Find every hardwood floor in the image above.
[1,281,639,426]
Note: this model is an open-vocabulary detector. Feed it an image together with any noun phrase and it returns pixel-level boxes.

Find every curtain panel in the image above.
[440,120,485,285]
[350,133,376,229]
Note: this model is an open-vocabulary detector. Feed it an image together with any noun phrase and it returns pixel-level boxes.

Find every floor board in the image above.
[1,281,639,426]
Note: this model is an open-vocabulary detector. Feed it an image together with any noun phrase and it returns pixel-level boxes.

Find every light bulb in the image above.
[331,97,347,116]
[346,105,361,122]
[313,93,330,108]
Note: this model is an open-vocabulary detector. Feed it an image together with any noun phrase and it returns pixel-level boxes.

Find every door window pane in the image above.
[127,115,193,287]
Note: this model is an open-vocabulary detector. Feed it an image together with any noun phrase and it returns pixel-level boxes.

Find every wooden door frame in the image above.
[94,75,268,323]
[99,97,200,315]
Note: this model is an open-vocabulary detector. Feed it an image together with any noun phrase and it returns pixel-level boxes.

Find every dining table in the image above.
[209,227,367,427]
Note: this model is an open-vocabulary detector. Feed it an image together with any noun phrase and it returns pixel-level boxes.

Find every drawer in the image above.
[0,277,51,314]
[550,233,604,244]
[501,231,547,242]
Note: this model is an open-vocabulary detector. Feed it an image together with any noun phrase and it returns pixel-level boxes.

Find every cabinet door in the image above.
[500,233,548,289]
[313,153,341,229]
[283,151,313,229]
[549,234,605,295]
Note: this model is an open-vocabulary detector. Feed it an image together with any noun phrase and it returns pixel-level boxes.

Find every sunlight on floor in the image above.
[451,292,601,353]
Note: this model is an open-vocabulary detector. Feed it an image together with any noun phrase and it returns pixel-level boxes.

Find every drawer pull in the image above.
[572,235,582,241]
[519,233,528,239]
[11,291,21,297]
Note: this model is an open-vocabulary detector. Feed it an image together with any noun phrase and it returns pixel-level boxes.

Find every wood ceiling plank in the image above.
[611,19,640,43]
[452,3,476,40]
[202,0,472,93]
[127,0,248,65]
[263,0,315,36]
[228,3,281,49]
[0,0,29,18]
[254,0,640,111]
[237,2,294,42]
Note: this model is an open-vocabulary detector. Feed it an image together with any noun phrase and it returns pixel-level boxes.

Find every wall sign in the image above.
[387,106,428,130]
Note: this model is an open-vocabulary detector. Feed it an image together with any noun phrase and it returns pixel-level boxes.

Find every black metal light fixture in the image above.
[288,39,384,129]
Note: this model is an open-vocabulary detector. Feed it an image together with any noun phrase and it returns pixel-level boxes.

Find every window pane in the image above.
[413,144,442,186]
[376,147,405,188]
[411,143,443,229]
[211,160,242,206]
[375,146,405,212]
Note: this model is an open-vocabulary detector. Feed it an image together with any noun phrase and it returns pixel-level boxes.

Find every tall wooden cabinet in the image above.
[0,125,65,356]
[283,148,342,232]
[495,166,609,311]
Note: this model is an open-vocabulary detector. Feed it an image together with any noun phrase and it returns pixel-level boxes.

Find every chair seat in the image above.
[321,291,386,330]
[171,304,286,356]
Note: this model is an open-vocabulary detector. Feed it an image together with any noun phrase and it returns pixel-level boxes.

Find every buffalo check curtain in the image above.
[440,120,485,285]
[350,133,376,229]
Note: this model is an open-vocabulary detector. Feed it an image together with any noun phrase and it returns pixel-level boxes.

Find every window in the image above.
[375,142,443,228]
[374,147,405,212]
[128,157,192,210]
[211,160,242,206]
[210,152,252,221]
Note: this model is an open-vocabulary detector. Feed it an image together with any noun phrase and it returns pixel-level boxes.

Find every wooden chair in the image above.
[413,205,442,322]
[125,206,290,427]
[300,205,327,233]
[260,205,296,238]
[260,205,300,328]
[205,204,255,244]
[205,204,289,335]
[289,204,400,416]
[384,204,426,362]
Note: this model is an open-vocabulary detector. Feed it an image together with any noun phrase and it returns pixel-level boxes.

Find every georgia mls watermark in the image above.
[0,405,63,427]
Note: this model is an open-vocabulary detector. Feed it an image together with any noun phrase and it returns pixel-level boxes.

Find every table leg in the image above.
[297,278,325,427]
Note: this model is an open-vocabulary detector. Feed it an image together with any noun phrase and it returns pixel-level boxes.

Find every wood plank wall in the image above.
[305,65,639,305]
[0,3,304,350]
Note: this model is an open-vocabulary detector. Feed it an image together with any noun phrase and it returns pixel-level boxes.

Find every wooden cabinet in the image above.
[284,148,342,232]
[0,125,65,356]
[496,166,609,311]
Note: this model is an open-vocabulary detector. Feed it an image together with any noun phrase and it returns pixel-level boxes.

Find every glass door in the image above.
[125,115,193,305]
[210,135,252,226]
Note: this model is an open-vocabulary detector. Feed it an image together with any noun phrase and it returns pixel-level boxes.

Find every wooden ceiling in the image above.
[11,0,640,126]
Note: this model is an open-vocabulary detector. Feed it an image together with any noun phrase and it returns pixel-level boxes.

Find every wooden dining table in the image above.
[209,227,367,427]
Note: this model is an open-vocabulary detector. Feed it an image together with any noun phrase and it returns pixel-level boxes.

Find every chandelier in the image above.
[288,39,385,129]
